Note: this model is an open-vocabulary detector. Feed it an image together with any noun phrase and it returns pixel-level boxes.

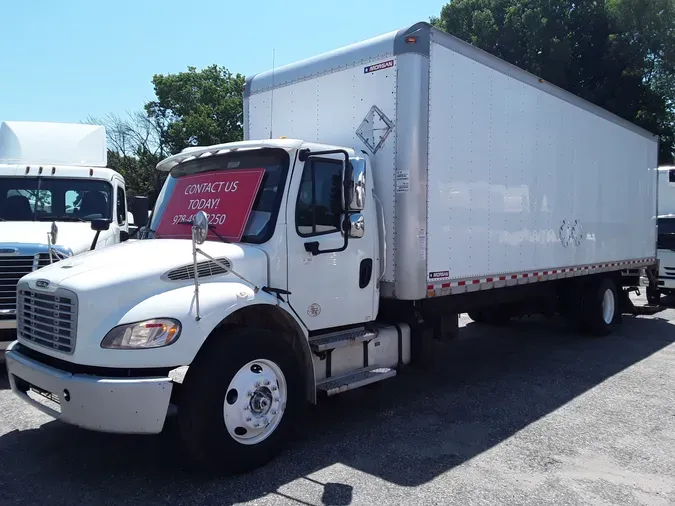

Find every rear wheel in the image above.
[178,328,304,474]
[580,277,618,336]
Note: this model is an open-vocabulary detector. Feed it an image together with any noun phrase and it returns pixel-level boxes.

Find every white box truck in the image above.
[642,166,675,304]
[0,121,150,350]
[5,22,659,473]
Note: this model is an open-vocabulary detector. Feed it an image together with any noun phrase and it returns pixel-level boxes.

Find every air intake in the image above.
[164,258,232,281]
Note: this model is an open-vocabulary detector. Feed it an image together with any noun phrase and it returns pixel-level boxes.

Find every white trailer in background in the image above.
[5,22,659,473]
[0,121,150,346]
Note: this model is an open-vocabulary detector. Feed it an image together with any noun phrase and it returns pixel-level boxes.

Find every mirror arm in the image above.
[90,230,101,251]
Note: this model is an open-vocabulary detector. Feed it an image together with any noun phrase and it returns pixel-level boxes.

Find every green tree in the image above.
[87,112,169,205]
[145,64,246,154]
[432,0,675,164]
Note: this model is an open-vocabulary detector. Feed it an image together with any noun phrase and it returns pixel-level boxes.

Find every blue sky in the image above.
[1,0,443,124]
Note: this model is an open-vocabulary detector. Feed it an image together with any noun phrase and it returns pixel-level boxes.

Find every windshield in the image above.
[0,177,112,222]
[658,217,675,249]
[658,217,675,235]
[148,148,290,244]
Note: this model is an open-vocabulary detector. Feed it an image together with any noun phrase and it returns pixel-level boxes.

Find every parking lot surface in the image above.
[1,294,674,506]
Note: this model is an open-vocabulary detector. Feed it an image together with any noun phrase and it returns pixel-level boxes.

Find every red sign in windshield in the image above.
[155,168,265,242]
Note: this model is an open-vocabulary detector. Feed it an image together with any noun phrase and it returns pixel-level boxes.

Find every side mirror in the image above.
[347,213,365,238]
[120,230,130,242]
[49,222,58,246]
[90,219,111,250]
[131,196,149,229]
[91,219,111,232]
[344,158,366,212]
[192,211,209,245]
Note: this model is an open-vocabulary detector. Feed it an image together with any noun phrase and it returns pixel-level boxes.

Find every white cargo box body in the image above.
[0,121,108,167]
[244,22,659,300]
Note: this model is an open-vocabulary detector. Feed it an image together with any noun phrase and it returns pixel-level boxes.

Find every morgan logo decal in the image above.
[364,59,394,74]
[429,271,449,279]
[307,303,321,317]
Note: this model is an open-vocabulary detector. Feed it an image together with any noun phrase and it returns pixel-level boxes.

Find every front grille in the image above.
[17,287,78,354]
[0,254,52,317]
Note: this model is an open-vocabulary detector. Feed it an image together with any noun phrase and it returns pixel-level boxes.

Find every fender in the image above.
[72,281,311,372]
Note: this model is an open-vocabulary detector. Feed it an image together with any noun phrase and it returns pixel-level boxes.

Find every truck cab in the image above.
[0,121,137,340]
[143,139,379,330]
[652,215,675,299]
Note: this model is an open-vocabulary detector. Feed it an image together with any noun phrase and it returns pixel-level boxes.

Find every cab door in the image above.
[100,179,127,248]
[286,150,378,331]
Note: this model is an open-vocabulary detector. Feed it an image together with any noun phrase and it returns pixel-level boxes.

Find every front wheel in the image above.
[178,328,304,473]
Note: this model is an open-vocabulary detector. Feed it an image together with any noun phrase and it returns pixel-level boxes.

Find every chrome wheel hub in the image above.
[602,288,615,325]
[223,359,287,445]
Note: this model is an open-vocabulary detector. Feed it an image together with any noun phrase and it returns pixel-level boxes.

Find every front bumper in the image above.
[0,329,15,357]
[0,318,17,330]
[5,342,174,434]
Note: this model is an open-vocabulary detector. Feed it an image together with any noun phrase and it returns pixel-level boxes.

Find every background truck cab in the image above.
[0,121,147,342]
[643,166,675,304]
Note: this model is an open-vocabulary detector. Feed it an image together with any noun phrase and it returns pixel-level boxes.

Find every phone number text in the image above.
[172,213,227,226]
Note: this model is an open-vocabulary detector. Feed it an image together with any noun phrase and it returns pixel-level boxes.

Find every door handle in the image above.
[359,258,373,289]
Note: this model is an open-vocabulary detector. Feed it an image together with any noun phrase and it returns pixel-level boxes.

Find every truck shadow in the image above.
[0,313,674,505]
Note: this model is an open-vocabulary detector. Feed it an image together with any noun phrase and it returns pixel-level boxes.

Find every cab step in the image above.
[309,327,379,353]
[316,365,396,396]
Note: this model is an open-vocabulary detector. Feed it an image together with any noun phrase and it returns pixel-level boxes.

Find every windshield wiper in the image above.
[37,215,86,222]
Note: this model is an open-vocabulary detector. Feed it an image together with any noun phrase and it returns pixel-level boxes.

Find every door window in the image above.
[296,159,343,237]
[116,186,126,225]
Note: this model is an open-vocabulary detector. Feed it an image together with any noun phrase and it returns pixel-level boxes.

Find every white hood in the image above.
[21,238,269,292]
[0,221,101,255]
[17,238,270,366]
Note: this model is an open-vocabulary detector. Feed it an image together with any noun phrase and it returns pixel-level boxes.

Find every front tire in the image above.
[178,327,304,474]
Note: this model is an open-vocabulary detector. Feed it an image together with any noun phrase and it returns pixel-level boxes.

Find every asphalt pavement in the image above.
[1,293,674,506]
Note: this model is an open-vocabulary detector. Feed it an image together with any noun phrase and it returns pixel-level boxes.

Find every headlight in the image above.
[101,318,181,349]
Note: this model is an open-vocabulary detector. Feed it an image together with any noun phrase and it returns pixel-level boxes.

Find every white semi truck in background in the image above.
[0,121,149,351]
[642,166,675,304]
[5,22,659,473]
